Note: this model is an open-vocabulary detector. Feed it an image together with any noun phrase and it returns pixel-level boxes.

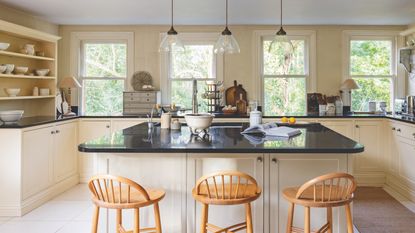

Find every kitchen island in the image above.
[79,122,363,233]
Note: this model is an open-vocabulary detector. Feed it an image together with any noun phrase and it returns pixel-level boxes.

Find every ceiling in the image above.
[2,0,415,26]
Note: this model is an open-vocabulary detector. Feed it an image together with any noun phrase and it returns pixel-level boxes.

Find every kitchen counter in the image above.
[1,113,414,128]
[78,122,364,153]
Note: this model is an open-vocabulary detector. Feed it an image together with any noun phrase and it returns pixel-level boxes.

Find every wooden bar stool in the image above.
[192,171,262,233]
[283,173,357,233]
[88,174,165,233]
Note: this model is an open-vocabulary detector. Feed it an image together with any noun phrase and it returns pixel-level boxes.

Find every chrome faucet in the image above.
[192,79,198,114]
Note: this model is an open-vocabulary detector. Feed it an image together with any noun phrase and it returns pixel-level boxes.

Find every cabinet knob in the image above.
[392,127,396,131]
[55,130,60,134]
[257,157,263,163]
[355,125,360,128]
[106,125,110,128]
[412,133,415,138]
[51,131,55,134]
[272,158,278,164]
[397,129,401,132]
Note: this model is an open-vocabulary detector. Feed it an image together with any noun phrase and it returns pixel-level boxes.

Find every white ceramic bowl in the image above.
[39,88,50,96]
[0,65,6,73]
[0,43,10,51]
[0,110,24,123]
[35,69,50,76]
[184,113,214,134]
[14,66,28,75]
[3,64,14,74]
[5,88,21,97]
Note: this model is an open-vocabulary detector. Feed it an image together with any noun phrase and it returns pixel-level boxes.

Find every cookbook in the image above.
[241,122,301,138]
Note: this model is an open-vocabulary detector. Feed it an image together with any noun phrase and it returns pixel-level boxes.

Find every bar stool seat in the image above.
[88,174,165,233]
[282,173,357,233]
[192,171,262,233]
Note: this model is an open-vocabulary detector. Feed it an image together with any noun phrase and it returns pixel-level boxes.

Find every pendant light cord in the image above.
[171,0,174,28]
[280,0,283,28]
[226,0,228,28]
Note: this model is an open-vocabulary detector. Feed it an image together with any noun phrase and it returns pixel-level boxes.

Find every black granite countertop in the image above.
[1,113,414,129]
[78,122,364,154]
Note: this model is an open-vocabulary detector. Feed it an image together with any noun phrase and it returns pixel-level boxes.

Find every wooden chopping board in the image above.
[225,80,247,106]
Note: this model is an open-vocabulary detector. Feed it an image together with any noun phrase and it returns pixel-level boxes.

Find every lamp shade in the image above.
[340,79,359,90]
[59,76,81,88]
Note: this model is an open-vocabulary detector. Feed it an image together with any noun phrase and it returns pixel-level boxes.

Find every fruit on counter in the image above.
[281,117,288,123]
[289,117,296,124]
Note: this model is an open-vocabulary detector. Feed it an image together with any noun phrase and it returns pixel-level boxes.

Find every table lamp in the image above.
[340,79,359,113]
[59,76,81,116]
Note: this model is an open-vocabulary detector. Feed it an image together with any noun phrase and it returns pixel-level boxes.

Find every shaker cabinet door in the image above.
[54,121,78,182]
[353,121,383,173]
[22,125,54,200]
[187,154,264,233]
[269,154,349,233]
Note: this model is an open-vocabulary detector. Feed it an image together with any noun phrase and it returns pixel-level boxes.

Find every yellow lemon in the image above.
[281,117,288,123]
[289,117,296,124]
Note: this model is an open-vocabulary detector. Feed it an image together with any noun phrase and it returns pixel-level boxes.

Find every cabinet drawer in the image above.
[123,108,153,114]
[123,96,157,103]
[124,92,156,98]
[124,103,155,109]
[392,122,415,141]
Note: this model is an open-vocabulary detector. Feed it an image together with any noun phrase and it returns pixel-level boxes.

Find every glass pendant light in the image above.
[214,0,240,54]
[268,0,292,52]
[159,0,185,53]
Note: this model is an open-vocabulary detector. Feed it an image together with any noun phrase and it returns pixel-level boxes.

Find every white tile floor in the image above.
[0,184,95,233]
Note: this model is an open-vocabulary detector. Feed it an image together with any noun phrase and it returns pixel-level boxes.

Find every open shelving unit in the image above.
[0,20,61,117]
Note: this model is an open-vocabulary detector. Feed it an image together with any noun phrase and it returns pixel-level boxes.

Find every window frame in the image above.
[70,32,134,114]
[160,33,224,104]
[342,31,401,112]
[253,30,317,114]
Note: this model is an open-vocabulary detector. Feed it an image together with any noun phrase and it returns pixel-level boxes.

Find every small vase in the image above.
[24,44,35,56]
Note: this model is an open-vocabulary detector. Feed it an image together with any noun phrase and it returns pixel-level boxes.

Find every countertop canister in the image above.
[249,110,262,127]
[160,112,171,129]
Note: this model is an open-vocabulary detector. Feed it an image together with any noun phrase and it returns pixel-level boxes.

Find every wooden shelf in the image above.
[0,95,55,100]
[0,50,55,61]
[0,74,56,80]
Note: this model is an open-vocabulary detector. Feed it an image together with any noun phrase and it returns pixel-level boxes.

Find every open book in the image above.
[241,122,301,138]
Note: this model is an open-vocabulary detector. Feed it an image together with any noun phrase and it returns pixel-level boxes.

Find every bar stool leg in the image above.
[134,208,140,233]
[245,203,253,233]
[286,203,295,233]
[116,209,122,233]
[200,204,209,233]
[327,207,333,233]
[345,203,354,233]
[91,205,100,233]
[304,207,310,233]
[154,203,162,233]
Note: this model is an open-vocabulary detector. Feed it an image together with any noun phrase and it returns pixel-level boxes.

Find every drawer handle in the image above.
[272,158,278,164]
[257,157,263,163]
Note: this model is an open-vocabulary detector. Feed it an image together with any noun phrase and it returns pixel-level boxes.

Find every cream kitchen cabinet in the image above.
[186,154,264,233]
[353,120,385,186]
[111,119,146,133]
[22,125,54,200]
[78,119,111,182]
[53,121,78,182]
[269,153,351,233]
[318,120,354,139]
[22,121,78,200]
